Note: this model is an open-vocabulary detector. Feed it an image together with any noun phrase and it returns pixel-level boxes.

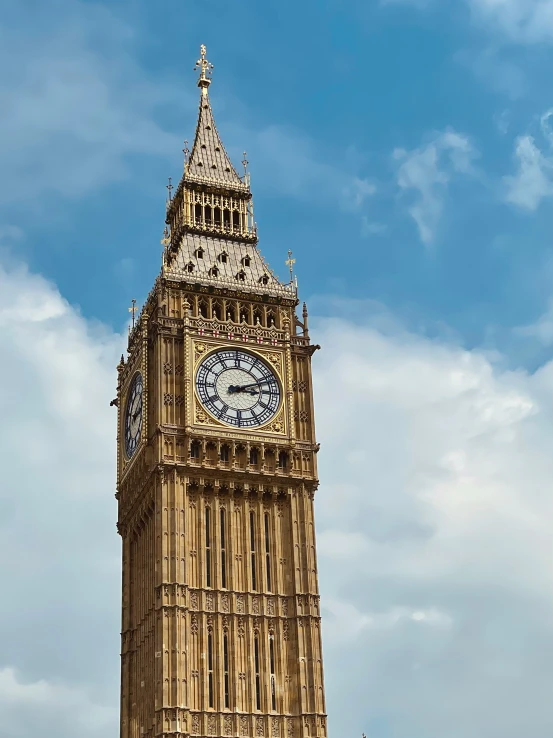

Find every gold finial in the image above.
[242,151,248,175]
[194,44,214,95]
[128,299,138,329]
[183,139,190,167]
[285,250,296,283]
[166,176,173,202]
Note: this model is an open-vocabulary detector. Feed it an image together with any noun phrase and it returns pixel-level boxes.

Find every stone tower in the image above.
[115,45,327,738]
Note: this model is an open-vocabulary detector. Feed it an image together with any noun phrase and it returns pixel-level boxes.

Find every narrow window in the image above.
[250,511,257,591]
[196,247,204,259]
[278,451,287,469]
[233,211,240,230]
[208,631,214,708]
[195,203,202,223]
[249,447,258,466]
[220,508,227,589]
[220,444,230,463]
[254,634,261,710]
[226,305,235,322]
[243,255,251,267]
[223,633,230,708]
[186,261,194,273]
[209,266,219,278]
[265,513,271,592]
[205,507,212,588]
[214,206,222,226]
[190,440,200,460]
[269,636,276,711]
[205,205,212,225]
[219,251,228,264]
[223,209,231,229]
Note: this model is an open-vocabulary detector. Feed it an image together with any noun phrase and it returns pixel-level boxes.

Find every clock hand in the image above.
[228,385,258,396]
[230,379,272,392]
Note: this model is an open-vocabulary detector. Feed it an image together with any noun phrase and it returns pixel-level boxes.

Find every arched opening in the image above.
[223,209,231,230]
[204,205,212,225]
[214,207,221,227]
[232,211,240,230]
[194,203,202,224]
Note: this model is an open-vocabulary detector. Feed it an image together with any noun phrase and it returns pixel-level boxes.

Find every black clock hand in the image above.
[228,386,258,396]
[229,378,272,392]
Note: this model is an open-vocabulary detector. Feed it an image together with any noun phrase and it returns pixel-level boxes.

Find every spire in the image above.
[185,45,246,190]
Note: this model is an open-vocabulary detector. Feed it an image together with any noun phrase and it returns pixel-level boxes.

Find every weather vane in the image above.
[285,250,296,283]
[128,299,138,329]
[194,44,214,92]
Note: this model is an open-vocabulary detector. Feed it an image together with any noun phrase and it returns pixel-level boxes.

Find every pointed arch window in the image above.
[242,255,251,267]
[195,247,204,259]
[218,251,228,264]
[185,261,194,274]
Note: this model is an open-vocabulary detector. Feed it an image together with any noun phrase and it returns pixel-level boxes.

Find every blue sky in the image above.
[5,0,553,351]
[3,1,553,737]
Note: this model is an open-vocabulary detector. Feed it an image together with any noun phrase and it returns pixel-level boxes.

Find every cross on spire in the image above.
[194,44,214,94]
[166,176,173,201]
[128,299,138,328]
[285,250,296,282]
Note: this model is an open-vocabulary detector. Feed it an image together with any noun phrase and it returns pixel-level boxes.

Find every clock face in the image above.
[196,349,281,428]
[124,372,143,458]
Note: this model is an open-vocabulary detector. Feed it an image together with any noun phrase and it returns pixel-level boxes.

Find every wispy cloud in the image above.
[0,0,182,203]
[393,129,477,245]
[504,110,553,210]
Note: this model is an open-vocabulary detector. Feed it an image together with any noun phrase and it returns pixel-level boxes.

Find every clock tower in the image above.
[115,46,327,738]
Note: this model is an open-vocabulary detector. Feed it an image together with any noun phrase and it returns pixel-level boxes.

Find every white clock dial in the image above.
[124,373,143,458]
[196,349,281,428]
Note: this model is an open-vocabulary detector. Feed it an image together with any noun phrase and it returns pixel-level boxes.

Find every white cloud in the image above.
[313,313,553,737]
[393,130,477,245]
[0,260,123,738]
[468,0,553,43]
[3,256,553,736]
[504,110,553,210]
[0,667,116,737]
[0,0,182,203]
[514,297,553,343]
[386,0,553,43]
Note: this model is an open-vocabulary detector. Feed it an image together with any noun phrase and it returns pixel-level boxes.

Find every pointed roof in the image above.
[184,45,247,191]
[185,93,246,189]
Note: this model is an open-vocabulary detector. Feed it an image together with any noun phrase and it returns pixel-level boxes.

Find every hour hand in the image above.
[228,385,257,395]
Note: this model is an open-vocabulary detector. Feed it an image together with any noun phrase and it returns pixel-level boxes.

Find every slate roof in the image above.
[185,92,248,191]
[163,233,296,299]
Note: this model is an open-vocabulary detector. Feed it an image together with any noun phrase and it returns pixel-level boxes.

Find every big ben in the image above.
[115,46,327,738]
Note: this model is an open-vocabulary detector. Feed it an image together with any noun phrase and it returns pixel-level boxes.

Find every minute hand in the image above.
[237,379,273,390]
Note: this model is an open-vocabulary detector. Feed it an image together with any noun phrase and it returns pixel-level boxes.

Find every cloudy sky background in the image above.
[2,0,553,736]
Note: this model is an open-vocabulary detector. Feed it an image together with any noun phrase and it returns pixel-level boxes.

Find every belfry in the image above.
[115,45,327,738]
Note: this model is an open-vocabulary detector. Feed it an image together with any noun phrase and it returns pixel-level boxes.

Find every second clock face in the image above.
[196,349,281,428]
